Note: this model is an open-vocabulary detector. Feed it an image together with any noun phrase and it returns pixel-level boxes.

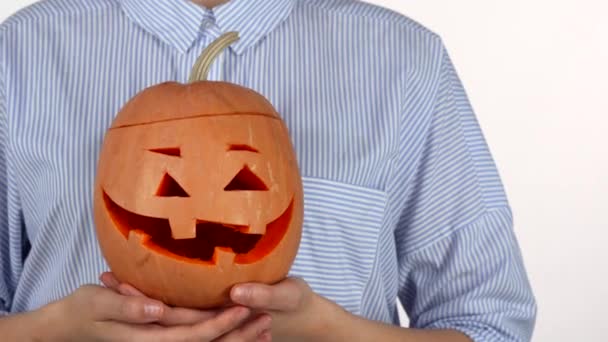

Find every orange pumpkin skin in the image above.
[93,81,303,308]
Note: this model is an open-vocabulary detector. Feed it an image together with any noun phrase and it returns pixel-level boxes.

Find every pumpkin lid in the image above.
[111,81,281,128]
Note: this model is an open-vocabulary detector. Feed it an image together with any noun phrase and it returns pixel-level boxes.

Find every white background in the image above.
[1,1,607,341]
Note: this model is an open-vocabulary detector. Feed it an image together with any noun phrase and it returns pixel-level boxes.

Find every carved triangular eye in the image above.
[149,147,181,157]
[156,173,189,197]
[227,144,259,153]
[224,166,268,191]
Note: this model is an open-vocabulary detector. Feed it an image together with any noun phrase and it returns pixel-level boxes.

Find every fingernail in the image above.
[232,287,243,298]
[235,306,250,320]
[259,329,272,341]
[261,315,272,329]
[100,273,119,288]
[144,304,163,318]
[232,286,248,301]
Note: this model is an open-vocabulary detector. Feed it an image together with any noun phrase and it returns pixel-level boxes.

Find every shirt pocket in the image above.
[288,176,388,314]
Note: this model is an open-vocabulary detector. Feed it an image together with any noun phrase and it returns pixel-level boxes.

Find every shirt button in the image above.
[201,21,214,31]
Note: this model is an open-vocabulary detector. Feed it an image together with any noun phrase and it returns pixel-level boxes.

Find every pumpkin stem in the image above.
[189,31,240,83]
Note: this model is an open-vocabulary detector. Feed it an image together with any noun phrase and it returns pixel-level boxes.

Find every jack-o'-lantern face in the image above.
[94,82,303,308]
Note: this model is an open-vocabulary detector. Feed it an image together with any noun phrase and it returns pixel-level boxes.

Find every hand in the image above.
[229,278,472,342]
[230,278,345,341]
[34,277,272,342]
[100,272,223,327]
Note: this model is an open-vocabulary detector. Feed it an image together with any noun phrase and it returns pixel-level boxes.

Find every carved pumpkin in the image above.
[93,33,303,308]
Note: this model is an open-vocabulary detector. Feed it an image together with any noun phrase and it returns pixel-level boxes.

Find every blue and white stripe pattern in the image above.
[0,0,536,340]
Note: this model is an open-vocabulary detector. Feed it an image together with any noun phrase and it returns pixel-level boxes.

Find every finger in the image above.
[106,307,251,342]
[231,278,304,311]
[189,306,251,340]
[115,282,218,327]
[93,320,164,341]
[100,272,120,289]
[100,274,144,300]
[159,306,219,327]
[140,306,250,342]
[258,329,272,342]
[117,283,145,297]
[117,284,220,326]
[216,313,272,342]
[91,287,165,324]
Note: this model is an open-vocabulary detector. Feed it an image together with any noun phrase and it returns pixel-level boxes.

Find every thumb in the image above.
[230,278,306,311]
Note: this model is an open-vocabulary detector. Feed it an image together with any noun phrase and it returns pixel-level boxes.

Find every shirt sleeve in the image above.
[395,44,537,341]
[0,26,28,316]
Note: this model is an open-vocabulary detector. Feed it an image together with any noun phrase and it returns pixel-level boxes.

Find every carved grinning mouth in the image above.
[103,192,293,264]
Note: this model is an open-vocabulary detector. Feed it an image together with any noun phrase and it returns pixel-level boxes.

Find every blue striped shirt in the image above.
[0,0,536,340]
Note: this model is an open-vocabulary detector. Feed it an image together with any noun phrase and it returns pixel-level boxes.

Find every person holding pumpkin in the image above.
[0,0,536,341]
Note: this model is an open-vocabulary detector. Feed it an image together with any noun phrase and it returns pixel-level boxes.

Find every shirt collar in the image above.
[118,0,295,55]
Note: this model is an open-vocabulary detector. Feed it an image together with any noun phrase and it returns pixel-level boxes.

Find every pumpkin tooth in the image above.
[128,229,150,242]
[213,247,236,267]
[169,216,197,239]
[221,223,249,233]
[247,222,266,235]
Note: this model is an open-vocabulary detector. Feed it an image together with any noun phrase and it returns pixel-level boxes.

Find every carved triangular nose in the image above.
[156,173,190,197]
